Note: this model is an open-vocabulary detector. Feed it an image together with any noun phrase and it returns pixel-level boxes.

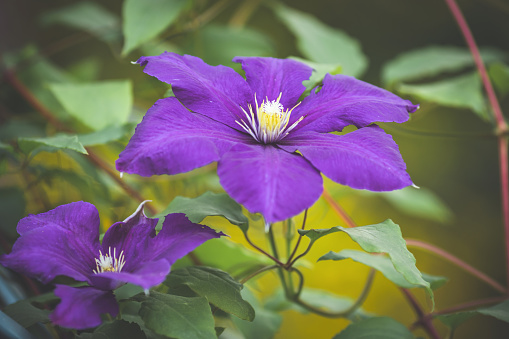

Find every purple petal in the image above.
[0,202,100,283]
[217,144,323,223]
[279,125,413,191]
[233,57,312,108]
[137,52,252,128]
[50,285,118,329]
[101,201,158,271]
[89,259,171,291]
[290,74,419,133]
[116,97,252,176]
[149,213,224,264]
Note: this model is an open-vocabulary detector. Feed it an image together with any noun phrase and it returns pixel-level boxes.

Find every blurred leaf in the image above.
[133,292,216,339]
[0,142,14,153]
[18,134,88,155]
[0,310,36,339]
[437,299,509,331]
[122,0,187,55]
[156,192,248,232]
[290,57,342,91]
[165,266,255,321]
[67,58,102,82]
[303,220,433,307]
[333,317,415,339]
[78,320,146,339]
[265,288,372,321]
[48,80,133,131]
[0,188,26,238]
[362,186,453,224]
[398,72,490,122]
[489,62,509,97]
[190,25,274,66]
[41,1,120,43]
[0,121,46,142]
[77,123,135,146]
[272,3,367,77]
[478,299,509,322]
[231,288,282,339]
[382,46,505,85]
[3,300,50,328]
[437,312,476,331]
[193,238,271,276]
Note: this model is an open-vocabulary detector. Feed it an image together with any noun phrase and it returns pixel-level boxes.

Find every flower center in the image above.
[93,247,126,274]
[236,93,303,144]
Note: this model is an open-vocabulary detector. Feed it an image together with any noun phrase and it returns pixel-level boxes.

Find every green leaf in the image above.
[477,299,509,323]
[421,273,448,291]
[265,288,372,321]
[437,300,509,331]
[333,317,415,339]
[122,0,187,55]
[18,134,88,155]
[320,249,418,289]
[382,46,505,85]
[272,3,367,77]
[489,62,509,97]
[77,123,135,146]
[188,25,274,66]
[41,1,120,43]
[77,320,146,339]
[437,312,476,331]
[231,288,282,339]
[304,220,433,307]
[164,266,255,321]
[360,186,453,224]
[398,72,489,122]
[157,192,248,232]
[289,57,342,91]
[133,292,216,339]
[0,188,25,238]
[48,80,133,131]
[3,300,51,328]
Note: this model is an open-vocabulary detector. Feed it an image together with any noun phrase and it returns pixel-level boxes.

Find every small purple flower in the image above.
[116,53,418,223]
[0,201,223,329]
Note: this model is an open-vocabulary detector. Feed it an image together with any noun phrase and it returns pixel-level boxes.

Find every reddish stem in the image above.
[401,288,441,339]
[444,0,509,295]
[321,187,356,228]
[406,238,505,294]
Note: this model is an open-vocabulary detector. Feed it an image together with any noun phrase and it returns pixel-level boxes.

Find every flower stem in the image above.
[400,288,441,339]
[239,264,278,284]
[406,238,505,293]
[322,187,356,228]
[286,209,308,266]
[444,0,509,295]
[243,230,284,266]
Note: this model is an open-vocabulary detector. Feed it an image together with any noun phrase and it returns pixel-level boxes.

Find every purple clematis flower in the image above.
[116,53,418,223]
[0,201,223,329]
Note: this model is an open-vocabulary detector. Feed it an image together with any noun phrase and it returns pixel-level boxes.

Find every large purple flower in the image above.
[0,201,223,329]
[116,53,418,223]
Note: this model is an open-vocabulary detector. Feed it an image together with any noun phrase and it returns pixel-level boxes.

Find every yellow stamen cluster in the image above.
[236,93,303,144]
[93,247,126,274]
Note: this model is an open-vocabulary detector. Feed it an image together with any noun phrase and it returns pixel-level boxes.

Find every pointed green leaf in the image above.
[303,220,433,306]
[77,320,146,339]
[133,292,216,339]
[333,317,415,339]
[436,312,476,331]
[272,3,367,77]
[77,123,135,146]
[41,1,120,43]
[437,299,509,331]
[122,0,187,55]
[48,80,133,131]
[3,300,50,328]
[164,266,255,321]
[156,192,248,232]
[320,249,418,289]
[382,46,505,85]
[18,134,88,155]
[397,72,490,122]
[478,299,509,322]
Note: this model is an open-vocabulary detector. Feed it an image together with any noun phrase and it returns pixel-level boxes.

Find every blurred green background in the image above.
[1,0,509,338]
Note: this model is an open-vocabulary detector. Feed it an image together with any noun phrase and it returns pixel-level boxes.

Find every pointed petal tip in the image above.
[123,200,153,222]
[412,183,420,189]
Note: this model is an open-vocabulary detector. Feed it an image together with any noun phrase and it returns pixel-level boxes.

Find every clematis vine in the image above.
[0,201,223,329]
[116,53,418,223]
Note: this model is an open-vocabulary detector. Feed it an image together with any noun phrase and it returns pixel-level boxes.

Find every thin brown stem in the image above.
[445,0,509,295]
[321,187,356,228]
[243,231,284,266]
[400,288,441,339]
[406,238,505,294]
[239,264,278,284]
[229,0,262,28]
